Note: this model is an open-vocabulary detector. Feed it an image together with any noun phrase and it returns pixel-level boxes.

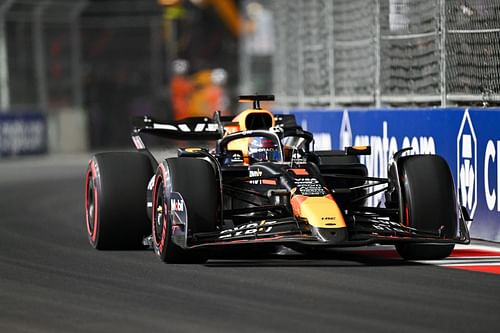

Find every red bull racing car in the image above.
[85,95,470,263]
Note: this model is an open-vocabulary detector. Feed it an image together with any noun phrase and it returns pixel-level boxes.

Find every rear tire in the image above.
[152,158,219,263]
[396,155,458,260]
[85,152,154,250]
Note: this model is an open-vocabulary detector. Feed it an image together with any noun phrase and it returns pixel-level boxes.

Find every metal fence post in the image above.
[70,1,88,109]
[439,0,446,107]
[298,0,304,108]
[374,0,381,108]
[150,17,162,103]
[0,0,15,111]
[33,0,52,112]
[327,0,335,108]
[238,1,251,96]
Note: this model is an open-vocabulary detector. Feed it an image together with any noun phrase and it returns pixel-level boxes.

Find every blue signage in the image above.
[0,112,47,157]
[281,107,500,242]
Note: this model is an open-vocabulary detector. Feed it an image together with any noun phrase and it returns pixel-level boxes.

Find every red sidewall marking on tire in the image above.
[85,160,98,242]
[152,163,169,254]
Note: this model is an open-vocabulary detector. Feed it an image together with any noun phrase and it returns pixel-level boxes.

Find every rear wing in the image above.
[239,94,274,109]
[132,115,224,141]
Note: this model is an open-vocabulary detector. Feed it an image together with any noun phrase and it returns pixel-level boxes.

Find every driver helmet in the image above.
[248,136,280,163]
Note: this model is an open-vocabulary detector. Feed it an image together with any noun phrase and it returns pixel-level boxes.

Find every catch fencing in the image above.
[241,0,500,108]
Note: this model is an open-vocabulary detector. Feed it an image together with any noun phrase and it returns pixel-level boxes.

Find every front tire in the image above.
[85,152,154,250]
[152,157,219,263]
[396,243,454,260]
[396,155,458,260]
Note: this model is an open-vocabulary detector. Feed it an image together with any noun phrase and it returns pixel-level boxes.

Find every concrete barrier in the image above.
[47,108,88,153]
[0,107,89,157]
[0,111,47,157]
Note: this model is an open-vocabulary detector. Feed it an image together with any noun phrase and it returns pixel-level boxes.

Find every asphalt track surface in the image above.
[1,153,499,333]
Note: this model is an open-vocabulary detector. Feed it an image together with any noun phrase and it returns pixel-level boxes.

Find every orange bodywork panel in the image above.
[289,168,309,176]
[231,108,275,130]
[290,193,347,229]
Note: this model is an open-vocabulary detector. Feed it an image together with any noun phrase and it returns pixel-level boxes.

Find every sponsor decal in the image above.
[178,124,190,132]
[347,114,435,206]
[249,168,263,184]
[484,139,500,214]
[291,150,306,163]
[180,122,219,132]
[457,109,477,223]
[294,177,327,196]
[200,122,219,132]
[231,152,243,163]
[301,119,331,150]
[339,110,352,149]
[321,216,337,225]
[168,192,188,235]
[288,107,500,242]
[219,220,277,239]
[170,198,184,212]
[131,135,146,150]
[154,120,218,132]
[0,114,46,156]
[354,122,436,170]
[153,123,178,131]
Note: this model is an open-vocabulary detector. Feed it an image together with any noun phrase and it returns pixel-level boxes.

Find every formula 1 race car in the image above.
[85,94,470,263]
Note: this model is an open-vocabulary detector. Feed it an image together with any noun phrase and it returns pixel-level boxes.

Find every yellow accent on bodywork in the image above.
[297,196,346,229]
[184,147,203,153]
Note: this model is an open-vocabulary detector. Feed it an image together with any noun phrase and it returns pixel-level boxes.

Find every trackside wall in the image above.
[279,107,500,242]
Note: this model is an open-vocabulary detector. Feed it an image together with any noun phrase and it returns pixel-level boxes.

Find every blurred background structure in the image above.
[0,0,239,151]
[0,0,499,153]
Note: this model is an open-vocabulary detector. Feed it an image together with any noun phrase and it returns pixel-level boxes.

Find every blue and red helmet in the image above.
[248,136,281,163]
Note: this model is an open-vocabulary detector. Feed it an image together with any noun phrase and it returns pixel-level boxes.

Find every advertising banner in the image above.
[0,112,47,157]
[284,107,500,242]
